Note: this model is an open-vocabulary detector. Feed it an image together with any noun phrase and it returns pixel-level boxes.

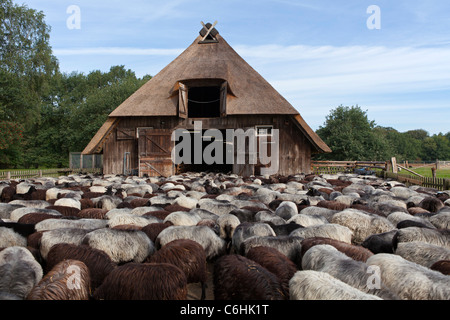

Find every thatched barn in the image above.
[82,23,331,177]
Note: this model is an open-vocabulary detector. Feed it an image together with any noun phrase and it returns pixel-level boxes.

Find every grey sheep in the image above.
[0,246,43,299]
[367,253,450,300]
[301,244,398,299]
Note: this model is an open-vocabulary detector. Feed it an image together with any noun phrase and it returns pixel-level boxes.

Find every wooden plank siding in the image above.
[101,115,316,176]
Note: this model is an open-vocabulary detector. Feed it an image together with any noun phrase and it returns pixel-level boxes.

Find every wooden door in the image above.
[138,128,174,177]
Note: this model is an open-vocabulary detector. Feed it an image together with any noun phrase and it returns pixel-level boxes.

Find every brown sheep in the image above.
[147,239,207,300]
[430,260,450,275]
[77,208,108,219]
[246,245,297,298]
[27,259,91,300]
[46,243,116,289]
[213,254,286,300]
[93,262,187,300]
[140,222,173,242]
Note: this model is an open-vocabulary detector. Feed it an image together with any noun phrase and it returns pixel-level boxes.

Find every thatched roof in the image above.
[83,25,331,155]
[109,33,299,117]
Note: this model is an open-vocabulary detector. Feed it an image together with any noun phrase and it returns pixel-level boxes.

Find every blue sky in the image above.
[16,0,450,135]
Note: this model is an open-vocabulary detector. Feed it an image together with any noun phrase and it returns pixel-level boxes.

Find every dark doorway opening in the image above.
[176,129,233,174]
[188,86,221,118]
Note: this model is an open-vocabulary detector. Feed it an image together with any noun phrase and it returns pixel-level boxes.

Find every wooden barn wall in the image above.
[102,115,313,175]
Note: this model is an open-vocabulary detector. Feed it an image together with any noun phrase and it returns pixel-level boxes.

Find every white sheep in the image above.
[156,225,227,260]
[367,253,450,300]
[290,223,353,244]
[331,209,396,244]
[82,228,155,263]
[289,270,382,300]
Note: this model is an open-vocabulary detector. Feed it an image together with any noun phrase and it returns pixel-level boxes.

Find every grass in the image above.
[399,166,450,179]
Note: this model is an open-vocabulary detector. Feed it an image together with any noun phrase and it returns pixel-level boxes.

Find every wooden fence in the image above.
[312,161,387,175]
[381,171,450,191]
[311,160,450,191]
[0,168,102,181]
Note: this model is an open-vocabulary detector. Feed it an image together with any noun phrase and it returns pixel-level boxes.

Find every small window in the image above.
[256,126,273,136]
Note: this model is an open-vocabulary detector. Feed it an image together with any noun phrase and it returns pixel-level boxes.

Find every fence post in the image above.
[7,171,11,180]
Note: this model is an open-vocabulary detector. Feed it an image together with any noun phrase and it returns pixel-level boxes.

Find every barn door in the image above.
[138,128,174,177]
[232,126,255,177]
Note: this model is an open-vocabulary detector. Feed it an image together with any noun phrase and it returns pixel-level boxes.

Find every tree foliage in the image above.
[315,105,450,162]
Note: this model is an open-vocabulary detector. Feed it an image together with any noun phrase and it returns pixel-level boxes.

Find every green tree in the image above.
[314,105,391,161]
[0,0,58,167]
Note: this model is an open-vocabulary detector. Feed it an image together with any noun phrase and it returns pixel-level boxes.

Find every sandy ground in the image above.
[187,262,215,300]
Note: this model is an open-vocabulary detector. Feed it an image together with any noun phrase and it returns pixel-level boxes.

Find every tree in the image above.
[0,0,58,168]
[314,105,391,161]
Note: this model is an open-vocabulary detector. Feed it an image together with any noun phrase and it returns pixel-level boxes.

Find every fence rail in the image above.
[0,168,102,181]
[311,160,450,191]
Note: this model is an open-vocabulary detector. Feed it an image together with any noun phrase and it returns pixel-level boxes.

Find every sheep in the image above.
[39,228,93,260]
[140,222,173,243]
[35,218,108,232]
[46,243,116,289]
[299,206,337,222]
[301,244,397,300]
[92,262,187,300]
[361,230,397,254]
[54,197,81,210]
[366,253,450,300]
[0,220,35,238]
[82,228,155,264]
[330,209,396,245]
[430,260,450,275]
[287,213,328,227]
[213,254,286,300]
[387,211,435,229]
[46,205,80,217]
[163,211,201,226]
[289,270,382,300]
[246,246,297,298]
[198,198,239,216]
[429,211,450,229]
[231,222,276,254]
[419,196,444,213]
[300,237,373,264]
[290,223,353,244]
[217,213,241,242]
[77,208,108,219]
[394,241,450,268]
[148,239,207,300]
[10,207,61,222]
[240,235,304,265]
[274,201,298,220]
[0,203,24,220]
[0,246,43,299]
[0,226,28,248]
[27,259,91,300]
[393,227,450,250]
[107,212,160,228]
[266,221,303,236]
[156,225,226,260]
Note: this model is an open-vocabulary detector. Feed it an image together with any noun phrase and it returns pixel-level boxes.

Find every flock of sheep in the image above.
[0,170,449,300]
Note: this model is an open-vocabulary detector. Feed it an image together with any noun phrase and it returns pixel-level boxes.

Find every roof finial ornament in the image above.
[199,21,219,43]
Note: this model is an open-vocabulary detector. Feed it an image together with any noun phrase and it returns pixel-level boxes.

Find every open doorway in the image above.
[175,129,233,174]
[188,86,221,118]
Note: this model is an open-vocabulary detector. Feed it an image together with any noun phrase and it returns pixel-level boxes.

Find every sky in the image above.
[14,0,450,135]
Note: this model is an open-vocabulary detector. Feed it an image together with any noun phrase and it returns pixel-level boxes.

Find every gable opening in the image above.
[188,86,221,118]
